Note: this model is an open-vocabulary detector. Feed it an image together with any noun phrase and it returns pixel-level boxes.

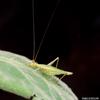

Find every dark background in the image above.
[0,0,100,99]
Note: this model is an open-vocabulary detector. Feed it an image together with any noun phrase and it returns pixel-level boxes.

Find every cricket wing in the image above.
[43,65,73,76]
[51,68,73,76]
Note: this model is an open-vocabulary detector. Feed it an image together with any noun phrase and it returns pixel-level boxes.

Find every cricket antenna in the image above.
[32,0,35,59]
[33,0,61,61]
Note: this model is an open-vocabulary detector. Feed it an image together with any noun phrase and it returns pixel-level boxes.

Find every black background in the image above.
[0,0,100,99]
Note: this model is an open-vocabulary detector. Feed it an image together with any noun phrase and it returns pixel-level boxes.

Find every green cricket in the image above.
[30,0,73,79]
[30,57,73,79]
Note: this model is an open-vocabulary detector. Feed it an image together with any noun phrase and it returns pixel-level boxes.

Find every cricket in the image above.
[30,0,73,79]
[30,57,73,79]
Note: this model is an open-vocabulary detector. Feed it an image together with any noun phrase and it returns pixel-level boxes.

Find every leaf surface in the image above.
[0,50,78,100]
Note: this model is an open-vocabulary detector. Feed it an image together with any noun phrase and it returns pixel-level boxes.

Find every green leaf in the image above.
[0,50,78,100]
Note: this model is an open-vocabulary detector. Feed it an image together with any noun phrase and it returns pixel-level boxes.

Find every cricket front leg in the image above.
[48,57,59,68]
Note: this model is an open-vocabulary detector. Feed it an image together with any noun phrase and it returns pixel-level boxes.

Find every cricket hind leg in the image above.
[47,57,59,68]
[60,71,73,80]
[60,74,67,80]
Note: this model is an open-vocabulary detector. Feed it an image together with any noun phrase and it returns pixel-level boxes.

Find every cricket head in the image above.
[32,59,36,63]
[30,59,38,67]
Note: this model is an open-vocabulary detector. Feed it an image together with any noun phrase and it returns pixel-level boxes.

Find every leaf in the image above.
[0,50,78,100]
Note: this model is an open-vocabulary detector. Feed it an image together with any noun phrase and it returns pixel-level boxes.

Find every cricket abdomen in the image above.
[29,62,73,76]
[38,64,73,76]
